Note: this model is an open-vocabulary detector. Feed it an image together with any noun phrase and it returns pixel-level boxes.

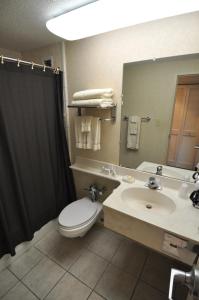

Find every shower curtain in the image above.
[0,62,76,257]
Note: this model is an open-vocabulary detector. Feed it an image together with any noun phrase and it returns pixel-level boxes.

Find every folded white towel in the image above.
[127,116,141,150]
[72,99,114,107]
[73,88,113,100]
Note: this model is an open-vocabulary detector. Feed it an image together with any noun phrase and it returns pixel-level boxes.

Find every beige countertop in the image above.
[71,157,199,243]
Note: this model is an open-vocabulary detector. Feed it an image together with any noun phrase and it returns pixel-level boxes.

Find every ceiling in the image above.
[0,0,96,52]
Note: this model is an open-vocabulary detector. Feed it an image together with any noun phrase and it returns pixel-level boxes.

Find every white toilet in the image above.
[58,197,103,238]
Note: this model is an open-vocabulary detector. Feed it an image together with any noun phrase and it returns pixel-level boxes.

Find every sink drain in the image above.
[146,204,152,209]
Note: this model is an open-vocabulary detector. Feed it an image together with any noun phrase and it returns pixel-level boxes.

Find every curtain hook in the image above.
[17,58,20,67]
[1,55,4,64]
[43,64,46,72]
[31,62,34,70]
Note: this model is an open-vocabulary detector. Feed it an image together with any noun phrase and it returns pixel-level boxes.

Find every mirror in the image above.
[119,54,199,181]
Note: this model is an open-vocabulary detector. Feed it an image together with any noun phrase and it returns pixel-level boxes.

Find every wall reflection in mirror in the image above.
[120,54,199,182]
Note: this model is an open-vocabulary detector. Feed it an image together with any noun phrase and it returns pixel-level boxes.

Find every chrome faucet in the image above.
[156,165,163,176]
[190,189,199,209]
[190,171,199,208]
[193,171,199,183]
[145,176,161,190]
[85,184,105,202]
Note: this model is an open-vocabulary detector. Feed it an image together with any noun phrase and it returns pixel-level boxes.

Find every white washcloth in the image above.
[72,99,113,107]
[73,88,113,100]
[127,116,141,150]
[81,116,92,133]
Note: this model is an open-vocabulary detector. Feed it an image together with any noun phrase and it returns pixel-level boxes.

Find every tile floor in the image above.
[0,224,189,300]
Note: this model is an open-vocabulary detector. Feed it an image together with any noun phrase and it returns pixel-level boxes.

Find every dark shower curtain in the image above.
[0,62,76,257]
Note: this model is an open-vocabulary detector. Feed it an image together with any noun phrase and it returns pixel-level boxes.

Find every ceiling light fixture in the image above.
[46,0,199,41]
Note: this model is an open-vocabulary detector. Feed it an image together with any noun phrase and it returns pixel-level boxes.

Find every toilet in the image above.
[58,197,103,238]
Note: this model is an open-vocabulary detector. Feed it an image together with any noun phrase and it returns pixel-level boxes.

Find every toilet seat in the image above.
[58,197,98,229]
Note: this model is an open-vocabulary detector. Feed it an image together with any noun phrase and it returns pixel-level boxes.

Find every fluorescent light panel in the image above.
[46,0,199,40]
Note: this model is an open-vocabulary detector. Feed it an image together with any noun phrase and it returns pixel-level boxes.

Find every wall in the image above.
[65,11,199,165]
[120,55,199,169]
[22,42,62,69]
[0,47,21,58]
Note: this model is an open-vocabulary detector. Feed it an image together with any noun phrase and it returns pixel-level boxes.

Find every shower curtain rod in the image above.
[0,54,60,73]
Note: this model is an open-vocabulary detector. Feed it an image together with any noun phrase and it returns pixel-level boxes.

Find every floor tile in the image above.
[35,230,63,255]
[69,249,108,288]
[45,272,91,300]
[2,282,38,300]
[86,226,123,261]
[0,268,18,298]
[132,281,168,300]
[111,239,148,276]
[36,230,85,270]
[88,292,105,300]
[22,257,65,299]
[48,238,86,270]
[8,247,44,279]
[95,264,137,300]
[141,251,188,296]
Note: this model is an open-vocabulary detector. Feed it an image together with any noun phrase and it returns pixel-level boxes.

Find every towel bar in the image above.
[123,116,151,122]
[67,105,116,122]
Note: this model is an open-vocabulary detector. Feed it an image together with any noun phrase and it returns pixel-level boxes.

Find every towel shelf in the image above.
[68,104,116,122]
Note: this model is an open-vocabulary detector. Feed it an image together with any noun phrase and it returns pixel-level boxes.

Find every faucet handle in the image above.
[149,176,156,182]
[148,176,158,187]
[145,177,161,190]
[190,189,199,208]
[156,165,163,175]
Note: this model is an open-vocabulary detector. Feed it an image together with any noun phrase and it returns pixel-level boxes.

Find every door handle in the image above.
[169,269,185,300]
[169,266,199,300]
[195,145,199,149]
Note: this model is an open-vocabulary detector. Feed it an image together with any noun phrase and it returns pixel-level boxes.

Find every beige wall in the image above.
[120,55,199,169]
[0,47,21,58]
[22,43,62,69]
[65,12,199,165]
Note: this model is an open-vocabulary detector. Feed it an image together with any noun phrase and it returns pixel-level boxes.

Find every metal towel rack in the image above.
[123,115,151,122]
[68,104,117,122]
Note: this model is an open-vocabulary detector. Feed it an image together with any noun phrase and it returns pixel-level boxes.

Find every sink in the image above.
[137,161,193,182]
[121,187,176,215]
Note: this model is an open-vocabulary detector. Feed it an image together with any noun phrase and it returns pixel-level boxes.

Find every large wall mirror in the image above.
[120,54,199,181]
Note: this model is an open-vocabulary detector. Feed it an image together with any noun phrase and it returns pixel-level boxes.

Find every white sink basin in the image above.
[121,187,176,215]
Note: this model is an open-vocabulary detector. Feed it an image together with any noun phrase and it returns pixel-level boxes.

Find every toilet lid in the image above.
[58,197,98,228]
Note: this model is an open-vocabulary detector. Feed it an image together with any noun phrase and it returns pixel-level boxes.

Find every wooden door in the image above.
[167,86,187,166]
[167,85,199,169]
